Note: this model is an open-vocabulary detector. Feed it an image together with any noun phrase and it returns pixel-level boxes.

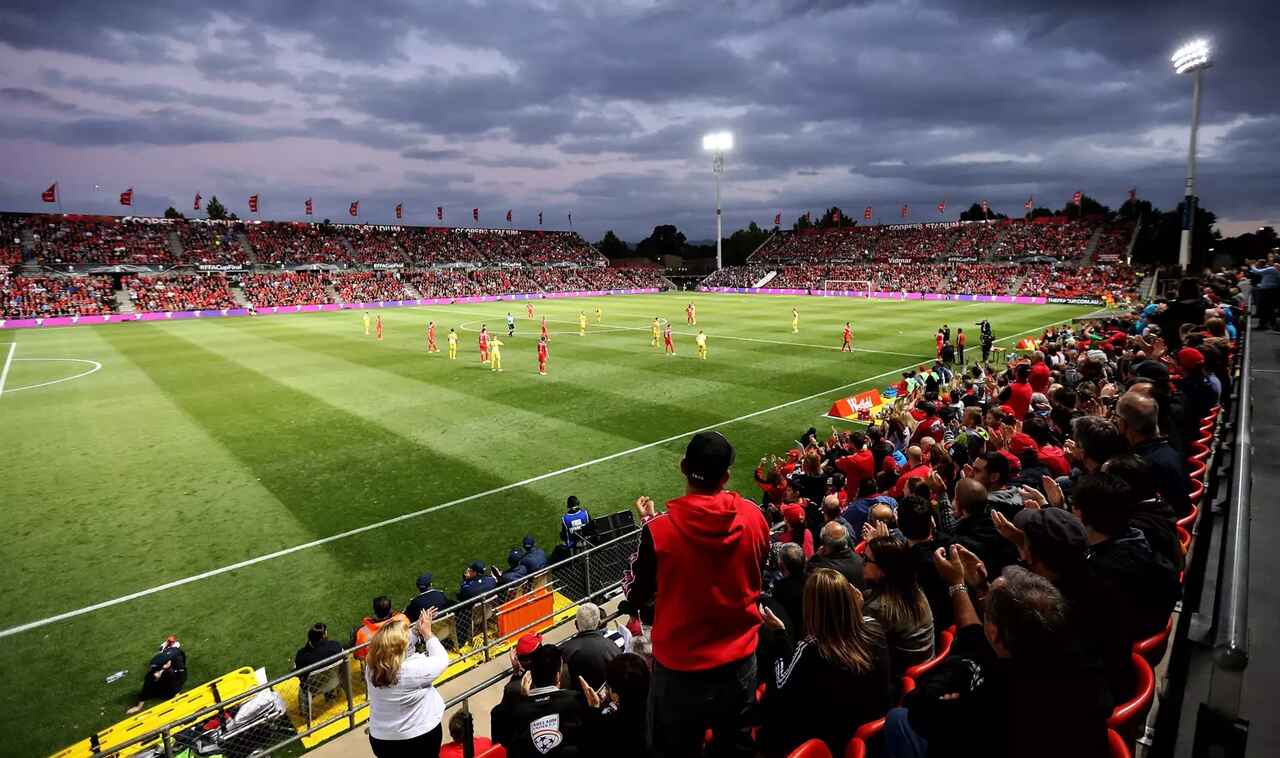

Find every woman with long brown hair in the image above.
[756,568,891,756]
[365,607,449,757]
[863,533,935,681]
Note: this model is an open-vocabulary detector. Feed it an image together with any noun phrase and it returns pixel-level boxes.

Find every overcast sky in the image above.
[0,0,1275,243]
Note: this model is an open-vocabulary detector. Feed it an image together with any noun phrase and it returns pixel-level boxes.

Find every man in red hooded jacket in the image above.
[624,430,770,757]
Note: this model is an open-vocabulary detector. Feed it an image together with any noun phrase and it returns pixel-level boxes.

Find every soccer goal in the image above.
[821,280,873,296]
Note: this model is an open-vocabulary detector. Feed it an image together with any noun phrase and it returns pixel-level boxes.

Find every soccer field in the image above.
[0,292,1094,754]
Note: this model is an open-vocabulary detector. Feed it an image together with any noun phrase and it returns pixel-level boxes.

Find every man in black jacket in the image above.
[560,603,621,690]
[897,495,954,634]
[1116,392,1191,518]
[505,645,595,757]
[951,478,1019,578]
[491,633,543,745]
[806,521,865,589]
[771,542,807,632]
[404,573,450,625]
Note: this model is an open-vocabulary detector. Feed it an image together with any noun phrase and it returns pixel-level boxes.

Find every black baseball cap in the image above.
[1014,507,1086,572]
[416,572,434,590]
[684,431,735,484]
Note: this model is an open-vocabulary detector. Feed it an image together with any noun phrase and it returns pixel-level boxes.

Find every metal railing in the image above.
[82,528,640,758]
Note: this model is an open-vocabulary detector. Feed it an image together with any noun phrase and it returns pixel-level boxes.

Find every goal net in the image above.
[821,280,873,296]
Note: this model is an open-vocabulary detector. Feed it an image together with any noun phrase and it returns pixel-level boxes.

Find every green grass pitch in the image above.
[0,292,1095,754]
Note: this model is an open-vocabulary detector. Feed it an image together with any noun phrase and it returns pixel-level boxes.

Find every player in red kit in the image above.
[526,302,535,320]
[427,321,438,353]
[686,302,696,325]
[478,325,490,364]
[663,322,676,355]
[935,329,944,358]
[841,322,853,352]
[537,335,549,375]
[375,315,383,341]
[956,328,966,365]
[540,316,549,342]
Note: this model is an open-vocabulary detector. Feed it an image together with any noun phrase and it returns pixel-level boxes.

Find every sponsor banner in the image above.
[946,256,978,263]
[698,286,1050,305]
[1,289,661,330]
[1096,254,1121,262]
[1047,296,1105,306]
[372,262,405,270]
[197,264,247,272]
[457,227,519,236]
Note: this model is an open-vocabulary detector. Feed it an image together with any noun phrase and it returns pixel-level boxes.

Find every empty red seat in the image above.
[789,738,834,758]
[1186,460,1207,483]
[904,626,955,682]
[1177,525,1192,554]
[844,737,868,758]
[1134,616,1173,666]
[1177,504,1199,531]
[1108,728,1131,758]
[1108,654,1155,744]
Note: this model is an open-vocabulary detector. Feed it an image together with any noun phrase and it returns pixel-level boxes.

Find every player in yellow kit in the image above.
[792,307,799,333]
[651,317,661,347]
[595,306,603,323]
[447,328,458,359]
[578,311,587,336]
[696,330,708,359]
[363,311,371,336]
[490,338,504,372]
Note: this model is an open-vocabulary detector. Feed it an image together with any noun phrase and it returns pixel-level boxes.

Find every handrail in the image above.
[86,527,641,757]
[1215,311,1251,672]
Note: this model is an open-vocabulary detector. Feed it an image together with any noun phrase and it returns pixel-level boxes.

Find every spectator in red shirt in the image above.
[1003,363,1034,420]
[890,446,932,499]
[623,431,771,757]
[909,402,945,446]
[1029,351,1053,394]
[834,432,875,498]
[439,711,492,758]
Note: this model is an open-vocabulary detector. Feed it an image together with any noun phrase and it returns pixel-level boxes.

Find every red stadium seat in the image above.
[1177,525,1192,554]
[853,717,885,743]
[1108,654,1155,744]
[1187,440,1211,466]
[1134,616,1173,666]
[1186,460,1207,484]
[1108,728,1131,758]
[844,737,868,758]
[1177,504,1199,531]
[904,627,955,681]
[789,738,834,758]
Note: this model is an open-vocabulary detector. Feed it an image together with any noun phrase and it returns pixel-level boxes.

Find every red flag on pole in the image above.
[981,200,989,217]
[395,203,403,220]
[567,212,572,226]
[305,198,313,215]
[1023,196,1033,210]
[349,201,359,217]
[937,200,946,214]
[193,193,202,211]
[248,194,259,213]
[472,208,479,222]
[833,209,841,223]
[506,209,512,223]
[863,207,872,220]
[773,213,781,226]
[1128,187,1137,202]
[538,211,543,225]
[437,206,443,221]
[901,204,909,218]
[1072,191,1083,206]
[41,183,57,203]
[120,187,133,206]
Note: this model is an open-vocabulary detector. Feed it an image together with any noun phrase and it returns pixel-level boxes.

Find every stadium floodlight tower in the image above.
[1171,39,1211,271]
[702,131,734,270]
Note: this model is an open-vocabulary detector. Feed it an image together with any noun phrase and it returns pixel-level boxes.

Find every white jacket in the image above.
[365,632,449,740]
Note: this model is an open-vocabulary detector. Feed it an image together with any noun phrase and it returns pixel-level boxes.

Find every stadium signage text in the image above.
[373,262,405,270]
[1046,296,1105,305]
[197,264,246,272]
[947,256,978,263]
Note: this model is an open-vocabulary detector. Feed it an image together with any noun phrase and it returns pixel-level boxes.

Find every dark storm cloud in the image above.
[0,0,1274,238]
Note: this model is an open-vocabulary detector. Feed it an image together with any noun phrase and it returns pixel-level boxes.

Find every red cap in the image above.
[881,456,900,474]
[781,503,806,525]
[515,633,543,656]
[1177,347,1205,370]
[1009,432,1039,455]
[999,404,1016,419]
[997,448,1022,473]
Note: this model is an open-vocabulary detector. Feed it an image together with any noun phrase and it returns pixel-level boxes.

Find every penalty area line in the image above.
[0,313,1075,639]
[0,342,15,399]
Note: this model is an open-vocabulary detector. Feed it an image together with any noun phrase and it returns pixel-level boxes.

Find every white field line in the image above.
[0,313,1072,639]
[425,308,923,358]
[3,358,103,394]
[0,342,15,398]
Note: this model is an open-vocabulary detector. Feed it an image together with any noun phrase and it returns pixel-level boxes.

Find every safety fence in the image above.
[67,528,640,758]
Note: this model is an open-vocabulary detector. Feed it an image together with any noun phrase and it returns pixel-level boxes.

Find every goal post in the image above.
[821,279,872,296]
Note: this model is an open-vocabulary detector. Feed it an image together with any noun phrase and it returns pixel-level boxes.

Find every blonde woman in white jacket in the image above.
[365,607,450,757]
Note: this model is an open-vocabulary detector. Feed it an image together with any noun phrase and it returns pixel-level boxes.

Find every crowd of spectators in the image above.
[993,220,1095,261]
[241,272,333,307]
[175,223,250,265]
[1,216,26,267]
[947,221,1002,259]
[123,274,237,312]
[876,225,954,260]
[341,227,409,265]
[1093,222,1137,262]
[332,271,411,302]
[0,274,116,318]
[247,224,351,265]
[31,219,173,266]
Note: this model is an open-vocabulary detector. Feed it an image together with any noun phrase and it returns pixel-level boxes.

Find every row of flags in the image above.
[781,188,1135,225]
[40,184,572,225]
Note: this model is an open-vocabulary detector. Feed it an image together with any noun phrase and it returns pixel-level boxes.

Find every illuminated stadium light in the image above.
[702,131,734,152]
[1171,39,1211,74]
[1171,39,1211,270]
[702,131,734,270]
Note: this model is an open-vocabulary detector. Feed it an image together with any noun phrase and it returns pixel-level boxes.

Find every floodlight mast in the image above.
[703,131,733,270]
[1172,40,1211,271]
